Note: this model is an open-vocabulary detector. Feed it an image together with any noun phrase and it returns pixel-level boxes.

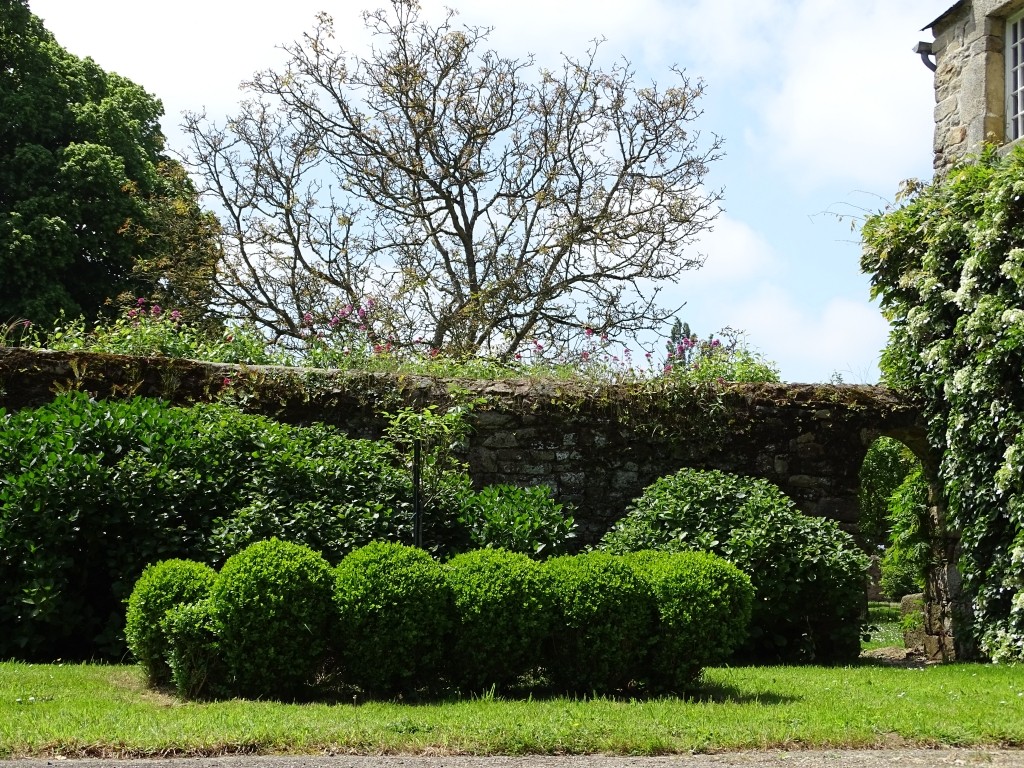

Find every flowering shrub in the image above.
[861,147,1024,659]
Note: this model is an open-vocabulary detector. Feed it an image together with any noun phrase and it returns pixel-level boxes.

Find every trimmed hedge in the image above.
[211,539,335,699]
[443,548,556,691]
[623,550,752,691]
[600,468,870,663]
[124,559,217,685]
[333,542,452,696]
[541,551,656,693]
[162,599,226,700]
[136,542,755,700]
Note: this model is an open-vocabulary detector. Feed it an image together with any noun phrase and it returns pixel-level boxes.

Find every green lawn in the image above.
[2,660,1022,758]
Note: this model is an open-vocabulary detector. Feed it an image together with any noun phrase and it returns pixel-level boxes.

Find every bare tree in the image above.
[184,0,722,358]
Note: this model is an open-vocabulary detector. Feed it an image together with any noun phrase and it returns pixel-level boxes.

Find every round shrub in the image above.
[210,538,335,699]
[333,542,452,696]
[623,550,753,692]
[443,549,557,692]
[124,559,217,685]
[600,468,870,663]
[541,551,656,693]
[161,598,227,700]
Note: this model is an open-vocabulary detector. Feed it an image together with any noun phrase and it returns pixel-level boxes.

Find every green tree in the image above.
[0,1,217,326]
[185,0,722,358]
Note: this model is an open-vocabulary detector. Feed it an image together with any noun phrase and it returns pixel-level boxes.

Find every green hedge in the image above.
[333,542,452,696]
[623,550,753,691]
[600,468,870,663]
[443,548,556,691]
[124,559,217,685]
[0,393,576,662]
[541,551,656,693]
[211,539,335,699]
[134,543,752,700]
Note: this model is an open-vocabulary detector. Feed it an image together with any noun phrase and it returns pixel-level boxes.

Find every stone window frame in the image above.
[1007,7,1024,140]
[992,0,1024,152]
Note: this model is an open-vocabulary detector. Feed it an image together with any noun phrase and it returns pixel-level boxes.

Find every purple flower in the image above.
[170,310,182,322]
[302,312,313,326]
[150,304,162,316]
[137,297,146,306]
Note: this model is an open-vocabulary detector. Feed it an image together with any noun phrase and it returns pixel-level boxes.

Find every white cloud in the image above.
[745,0,939,190]
[686,214,779,285]
[728,287,890,383]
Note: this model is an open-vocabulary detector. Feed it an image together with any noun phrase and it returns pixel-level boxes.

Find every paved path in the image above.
[7,751,1024,767]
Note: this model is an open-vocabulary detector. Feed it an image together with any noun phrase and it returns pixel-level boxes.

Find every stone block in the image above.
[483,432,518,448]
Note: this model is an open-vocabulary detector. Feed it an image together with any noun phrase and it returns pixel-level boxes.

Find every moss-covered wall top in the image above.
[0,347,928,543]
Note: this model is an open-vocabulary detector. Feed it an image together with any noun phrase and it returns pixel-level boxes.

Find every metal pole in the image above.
[412,437,422,548]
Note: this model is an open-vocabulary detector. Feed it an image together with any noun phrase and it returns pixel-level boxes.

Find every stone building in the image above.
[923,0,1024,170]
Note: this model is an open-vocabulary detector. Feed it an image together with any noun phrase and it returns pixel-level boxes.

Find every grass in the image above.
[2,661,1022,758]
[862,621,906,651]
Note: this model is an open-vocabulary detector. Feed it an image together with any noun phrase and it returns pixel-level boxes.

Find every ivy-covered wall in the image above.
[0,347,925,533]
[1,346,966,659]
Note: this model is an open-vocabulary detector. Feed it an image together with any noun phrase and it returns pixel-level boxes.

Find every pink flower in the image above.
[222,377,232,387]
[302,312,313,326]
[585,327,594,337]
[581,351,590,362]
[136,297,146,306]
[170,310,182,322]
[150,304,162,317]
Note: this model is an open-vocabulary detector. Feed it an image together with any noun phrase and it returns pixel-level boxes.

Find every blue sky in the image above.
[29,0,950,383]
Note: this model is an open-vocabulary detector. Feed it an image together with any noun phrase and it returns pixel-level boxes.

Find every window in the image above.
[1008,10,1024,141]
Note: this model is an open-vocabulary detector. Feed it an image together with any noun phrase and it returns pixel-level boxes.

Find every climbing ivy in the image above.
[861,147,1024,661]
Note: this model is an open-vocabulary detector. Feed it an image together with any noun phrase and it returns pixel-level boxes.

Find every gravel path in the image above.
[8,751,1024,768]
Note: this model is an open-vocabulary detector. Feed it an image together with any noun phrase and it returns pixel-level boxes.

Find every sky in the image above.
[27,0,951,383]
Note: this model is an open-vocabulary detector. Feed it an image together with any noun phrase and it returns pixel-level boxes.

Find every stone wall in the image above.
[0,347,973,659]
[928,0,1024,171]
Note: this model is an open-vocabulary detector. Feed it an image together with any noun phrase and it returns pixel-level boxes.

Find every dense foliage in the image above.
[600,468,869,663]
[541,551,656,693]
[879,468,930,601]
[211,539,335,699]
[0,393,575,660]
[861,149,1024,660]
[0,2,218,326]
[333,542,453,696]
[443,549,556,691]
[859,437,921,551]
[622,550,752,691]
[124,559,216,685]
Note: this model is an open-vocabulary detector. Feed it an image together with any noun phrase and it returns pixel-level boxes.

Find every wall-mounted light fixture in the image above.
[914,41,937,72]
